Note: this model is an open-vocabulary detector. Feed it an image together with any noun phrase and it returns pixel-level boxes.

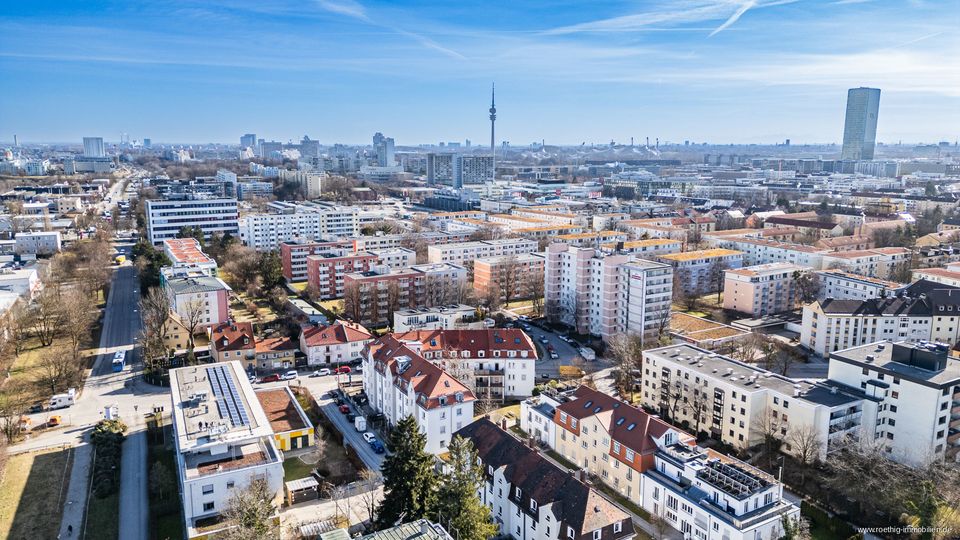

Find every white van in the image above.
[49,388,76,410]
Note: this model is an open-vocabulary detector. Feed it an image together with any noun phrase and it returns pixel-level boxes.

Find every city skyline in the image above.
[1,0,957,144]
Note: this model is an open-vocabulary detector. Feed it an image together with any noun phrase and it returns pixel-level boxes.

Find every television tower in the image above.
[489,83,496,180]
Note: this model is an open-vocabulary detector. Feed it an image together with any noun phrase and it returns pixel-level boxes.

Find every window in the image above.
[614,522,623,534]
[202,484,214,495]
[530,500,538,512]
[515,486,522,498]
[203,502,215,512]
[226,481,235,489]
[568,526,576,539]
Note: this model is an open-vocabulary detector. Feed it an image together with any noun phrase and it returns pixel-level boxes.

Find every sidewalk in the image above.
[58,443,90,539]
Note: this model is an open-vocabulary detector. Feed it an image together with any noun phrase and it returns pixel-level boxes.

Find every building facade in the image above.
[723,262,806,317]
[146,198,239,245]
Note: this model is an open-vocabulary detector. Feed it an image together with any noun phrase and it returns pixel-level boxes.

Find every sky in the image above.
[0,0,958,145]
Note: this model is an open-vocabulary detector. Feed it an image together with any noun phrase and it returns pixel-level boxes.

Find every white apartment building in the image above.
[707,237,826,269]
[238,204,364,250]
[278,168,324,199]
[170,362,284,539]
[393,304,486,332]
[456,419,635,540]
[145,198,239,245]
[800,289,960,357]
[817,269,906,301]
[640,344,870,461]
[426,238,538,267]
[598,238,683,258]
[367,247,416,270]
[723,262,807,317]
[362,335,476,454]
[829,341,960,466]
[641,442,800,540]
[0,267,42,298]
[544,243,673,343]
[14,231,61,255]
[912,267,960,288]
[163,275,233,329]
[819,248,912,280]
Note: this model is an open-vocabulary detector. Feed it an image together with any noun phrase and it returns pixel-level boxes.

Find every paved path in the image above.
[118,428,149,540]
[58,444,89,539]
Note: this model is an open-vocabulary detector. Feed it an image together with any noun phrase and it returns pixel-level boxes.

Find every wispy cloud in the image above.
[545,0,799,36]
[314,0,464,59]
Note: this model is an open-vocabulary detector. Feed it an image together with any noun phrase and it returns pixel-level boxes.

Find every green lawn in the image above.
[283,455,316,480]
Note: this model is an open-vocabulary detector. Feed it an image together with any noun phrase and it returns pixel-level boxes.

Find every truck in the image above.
[579,347,597,362]
[354,416,367,432]
[49,388,76,410]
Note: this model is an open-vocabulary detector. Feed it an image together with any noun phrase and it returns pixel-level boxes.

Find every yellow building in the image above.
[254,387,315,451]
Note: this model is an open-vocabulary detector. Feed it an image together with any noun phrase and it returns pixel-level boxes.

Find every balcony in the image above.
[948,429,960,445]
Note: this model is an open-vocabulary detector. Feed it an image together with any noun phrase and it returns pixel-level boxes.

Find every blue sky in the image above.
[1,0,957,145]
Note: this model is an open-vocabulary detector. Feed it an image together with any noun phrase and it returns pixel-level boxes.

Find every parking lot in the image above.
[508,319,611,380]
[256,371,386,471]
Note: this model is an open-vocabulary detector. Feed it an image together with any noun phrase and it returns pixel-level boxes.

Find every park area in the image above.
[0,446,74,540]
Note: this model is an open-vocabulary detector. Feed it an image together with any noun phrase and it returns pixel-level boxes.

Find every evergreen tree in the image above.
[434,436,497,540]
[258,250,285,290]
[376,415,437,529]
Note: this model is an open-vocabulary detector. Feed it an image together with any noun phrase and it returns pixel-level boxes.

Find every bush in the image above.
[91,420,126,498]
[801,500,860,539]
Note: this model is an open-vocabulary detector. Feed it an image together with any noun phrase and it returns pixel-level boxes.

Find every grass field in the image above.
[83,492,119,540]
[283,454,317,480]
[0,446,74,540]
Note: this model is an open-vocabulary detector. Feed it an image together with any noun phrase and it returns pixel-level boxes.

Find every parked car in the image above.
[550,352,559,360]
[311,368,331,377]
[281,370,298,381]
[370,440,386,454]
[28,402,43,414]
[518,315,530,321]
[362,432,376,444]
[539,337,549,344]
[346,413,356,422]
[260,374,281,383]
[334,366,352,374]
[47,415,62,428]
[338,405,350,414]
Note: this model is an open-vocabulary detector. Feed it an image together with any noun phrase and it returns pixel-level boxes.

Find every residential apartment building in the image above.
[828,341,960,465]
[299,320,373,366]
[544,243,673,344]
[305,249,378,299]
[473,252,545,302]
[362,334,476,454]
[367,247,417,270]
[705,237,825,269]
[343,263,468,327]
[170,362,284,539]
[456,419,635,540]
[912,267,960,288]
[238,203,368,250]
[146,197,239,245]
[254,387,315,452]
[163,238,218,276]
[554,231,629,248]
[387,328,537,400]
[599,239,683,258]
[209,321,255,365]
[640,344,869,461]
[817,270,906,301]
[819,248,912,280]
[800,288,960,357]
[657,249,743,296]
[426,238,538,267]
[163,275,232,329]
[13,231,61,255]
[722,262,807,317]
[393,304,484,332]
[279,239,355,282]
[350,231,471,252]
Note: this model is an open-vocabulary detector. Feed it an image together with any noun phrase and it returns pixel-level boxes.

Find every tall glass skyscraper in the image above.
[840,87,881,160]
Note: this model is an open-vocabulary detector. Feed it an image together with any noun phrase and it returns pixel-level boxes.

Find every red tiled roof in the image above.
[255,336,298,354]
[390,329,537,358]
[301,320,373,346]
[210,321,255,352]
[367,335,475,409]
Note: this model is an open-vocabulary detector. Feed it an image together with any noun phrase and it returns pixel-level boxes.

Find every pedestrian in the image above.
[68,525,73,536]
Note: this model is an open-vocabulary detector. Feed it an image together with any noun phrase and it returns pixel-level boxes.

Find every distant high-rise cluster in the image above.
[373,132,395,167]
[841,87,881,160]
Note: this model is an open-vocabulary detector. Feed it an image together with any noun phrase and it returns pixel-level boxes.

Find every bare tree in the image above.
[139,286,171,370]
[786,424,822,483]
[749,405,784,462]
[30,287,63,347]
[5,301,32,356]
[220,479,279,540]
[497,255,521,307]
[341,281,363,323]
[523,272,545,318]
[181,296,206,352]
[708,257,729,303]
[792,270,821,305]
[690,387,711,436]
[61,289,97,360]
[732,333,776,366]
[35,345,76,394]
[358,469,382,529]
[607,333,644,398]
[0,384,29,443]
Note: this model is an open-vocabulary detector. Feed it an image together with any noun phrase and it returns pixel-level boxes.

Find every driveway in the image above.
[502,318,608,380]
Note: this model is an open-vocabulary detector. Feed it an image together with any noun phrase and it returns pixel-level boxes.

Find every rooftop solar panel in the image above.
[206,366,250,427]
